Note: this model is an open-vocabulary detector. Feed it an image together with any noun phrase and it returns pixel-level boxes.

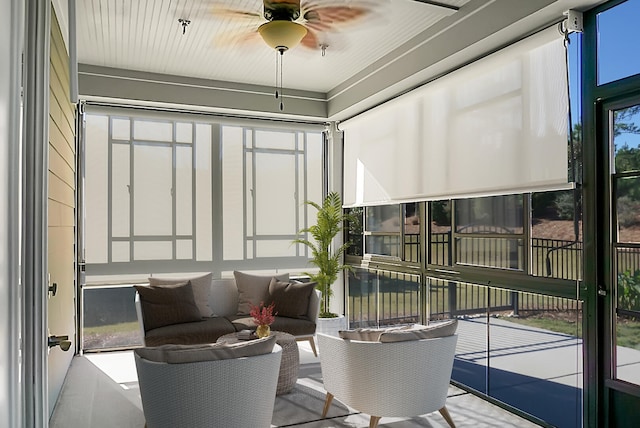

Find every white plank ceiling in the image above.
[74,0,469,93]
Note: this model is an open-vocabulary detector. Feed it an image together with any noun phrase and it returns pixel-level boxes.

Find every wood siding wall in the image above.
[47,7,76,414]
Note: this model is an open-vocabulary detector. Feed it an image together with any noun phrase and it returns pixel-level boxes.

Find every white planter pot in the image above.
[316,315,347,337]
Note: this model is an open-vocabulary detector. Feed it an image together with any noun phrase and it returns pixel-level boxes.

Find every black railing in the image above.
[349,237,640,326]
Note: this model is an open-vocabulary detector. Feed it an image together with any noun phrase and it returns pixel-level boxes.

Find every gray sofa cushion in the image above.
[135,335,277,364]
[134,282,202,331]
[227,315,316,337]
[144,316,237,347]
[234,271,289,315]
[267,278,315,320]
[148,272,213,317]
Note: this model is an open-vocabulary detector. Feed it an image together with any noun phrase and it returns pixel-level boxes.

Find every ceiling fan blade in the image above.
[299,29,319,50]
[211,7,262,20]
[411,0,459,12]
[303,5,370,26]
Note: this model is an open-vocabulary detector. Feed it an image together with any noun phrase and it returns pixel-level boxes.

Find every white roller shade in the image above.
[342,26,571,207]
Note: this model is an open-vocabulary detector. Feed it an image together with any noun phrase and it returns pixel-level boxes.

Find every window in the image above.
[361,202,421,261]
[597,0,640,85]
[84,109,323,280]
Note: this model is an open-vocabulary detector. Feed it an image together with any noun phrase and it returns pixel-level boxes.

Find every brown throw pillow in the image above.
[267,278,315,320]
[149,272,213,317]
[134,281,202,331]
[379,319,458,343]
[134,335,277,364]
[234,271,289,315]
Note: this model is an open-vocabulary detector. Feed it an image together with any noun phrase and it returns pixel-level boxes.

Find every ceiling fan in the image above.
[210,0,460,111]
[213,0,379,53]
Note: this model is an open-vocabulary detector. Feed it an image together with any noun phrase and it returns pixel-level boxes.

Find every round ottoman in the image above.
[217,330,299,395]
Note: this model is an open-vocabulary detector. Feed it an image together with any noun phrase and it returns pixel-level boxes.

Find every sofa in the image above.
[134,271,320,355]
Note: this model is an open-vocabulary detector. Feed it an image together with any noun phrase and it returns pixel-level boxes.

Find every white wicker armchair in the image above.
[317,333,458,428]
[134,345,282,428]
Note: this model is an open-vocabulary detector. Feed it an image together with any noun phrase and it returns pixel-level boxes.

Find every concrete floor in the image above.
[49,338,541,428]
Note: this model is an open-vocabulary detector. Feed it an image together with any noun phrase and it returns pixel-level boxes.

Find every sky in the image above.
[568,0,640,150]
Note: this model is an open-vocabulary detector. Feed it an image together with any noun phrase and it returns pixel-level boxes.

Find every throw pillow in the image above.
[134,281,202,331]
[338,325,411,342]
[234,271,289,315]
[148,272,213,317]
[267,278,315,319]
[134,335,277,363]
[379,319,458,343]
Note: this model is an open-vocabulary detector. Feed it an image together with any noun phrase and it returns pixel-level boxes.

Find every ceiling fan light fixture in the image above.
[258,20,307,51]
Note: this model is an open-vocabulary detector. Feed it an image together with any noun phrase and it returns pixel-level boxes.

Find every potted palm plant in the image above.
[293,192,351,332]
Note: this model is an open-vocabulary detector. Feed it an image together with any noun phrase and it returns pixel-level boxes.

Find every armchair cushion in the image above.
[135,335,277,364]
[338,325,411,342]
[148,272,213,317]
[234,271,289,315]
[134,282,202,331]
[268,278,316,319]
[379,319,458,342]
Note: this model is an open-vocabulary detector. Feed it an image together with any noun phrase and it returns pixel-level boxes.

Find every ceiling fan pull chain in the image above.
[279,50,284,111]
[274,50,279,100]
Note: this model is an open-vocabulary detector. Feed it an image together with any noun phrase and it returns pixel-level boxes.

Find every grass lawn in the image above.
[83,321,142,349]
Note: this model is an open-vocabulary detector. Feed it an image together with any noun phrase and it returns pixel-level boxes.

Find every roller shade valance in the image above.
[342,26,571,207]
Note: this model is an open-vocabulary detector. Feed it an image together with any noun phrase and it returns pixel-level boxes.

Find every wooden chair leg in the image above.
[439,405,456,428]
[369,416,381,428]
[308,337,318,357]
[322,392,334,418]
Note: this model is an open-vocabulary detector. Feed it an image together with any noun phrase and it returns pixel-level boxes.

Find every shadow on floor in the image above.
[453,359,582,428]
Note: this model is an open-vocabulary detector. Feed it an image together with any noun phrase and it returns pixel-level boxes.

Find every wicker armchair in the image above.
[134,345,282,428]
[317,333,458,428]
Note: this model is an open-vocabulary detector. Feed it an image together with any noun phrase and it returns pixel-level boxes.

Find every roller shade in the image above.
[342,26,571,207]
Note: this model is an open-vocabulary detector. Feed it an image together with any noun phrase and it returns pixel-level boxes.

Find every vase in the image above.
[256,324,271,338]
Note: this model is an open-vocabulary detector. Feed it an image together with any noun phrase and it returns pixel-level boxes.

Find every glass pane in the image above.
[616,176,640,244]
[404,203,420,263]
[366,205,400,232]
[377,270,420,325]
[195,124,213,261]
[255,239,296,257]
[83,286,144,351]
[134,241,172,260]
[615,312,640,384]
[111,117,130,141]
[112,241,130,263]
[255,129,295,150]
[345,207,364,256]
[365,235,400,257]
[255,152,296,235]
[444,281,489,395]
[133,144,172,236]
[176,122,192,143]
[597,0,640,85]
[615,250,640,384]
[430,200,451,266]
[111,143,130,238]
[531,190,583,279]
[456,237,524,270]
[222,126,244,260]
[455,195,523,234]
[613,105,640,174]
[489,291,582,427]
[176,239,193,260]
[347,268,377,328]
[133,119,173,142]
[85,114,109,264]
[175,146,192,236]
